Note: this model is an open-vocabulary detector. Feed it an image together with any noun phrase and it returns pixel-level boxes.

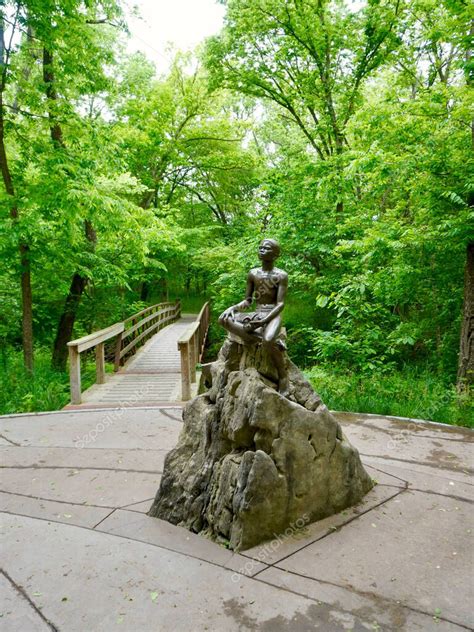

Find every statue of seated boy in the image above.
[218,238,289,396]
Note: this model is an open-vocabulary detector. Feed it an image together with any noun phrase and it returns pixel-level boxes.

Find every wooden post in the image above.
[113,332,122,372]
[69,345,81,405]
[96,342,105,384]
[179,341,191,400]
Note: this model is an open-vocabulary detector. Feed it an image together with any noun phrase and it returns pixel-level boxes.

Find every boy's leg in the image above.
[262,317,289,396]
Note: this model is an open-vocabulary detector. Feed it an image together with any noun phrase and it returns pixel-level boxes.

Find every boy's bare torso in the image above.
[249,267,287,307]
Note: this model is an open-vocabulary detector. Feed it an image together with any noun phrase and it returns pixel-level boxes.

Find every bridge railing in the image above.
[178,301,210,401]
[67,322,124,405]
[67,300,181,405]
[116,300,181,370]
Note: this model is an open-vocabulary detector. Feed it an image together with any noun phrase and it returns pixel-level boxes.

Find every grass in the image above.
[305,364,473,428]
[1,336,472,429]
[0,346,108,415]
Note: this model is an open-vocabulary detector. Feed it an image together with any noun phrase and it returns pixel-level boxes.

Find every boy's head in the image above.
[258,239,281,261]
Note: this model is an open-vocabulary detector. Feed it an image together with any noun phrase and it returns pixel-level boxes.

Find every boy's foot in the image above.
[278,376,290,398]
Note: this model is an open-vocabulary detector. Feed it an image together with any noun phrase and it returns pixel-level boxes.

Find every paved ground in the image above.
[0,407,472,631]
[69,315,198,409]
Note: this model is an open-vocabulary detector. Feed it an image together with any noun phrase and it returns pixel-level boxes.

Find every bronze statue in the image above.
[218,238,289,396]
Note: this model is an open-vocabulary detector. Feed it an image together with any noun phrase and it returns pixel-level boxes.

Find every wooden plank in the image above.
[195,329,200,375]
[190,332,197,383]
[178,302,209,344]
[68,322,124,353]
[113,332,123,372]
[69,346,81,405]
[176,302,209,391]
[96,343,105,384]
[177,320,200,345]
[179,341,191,401]
[197,301,210,326]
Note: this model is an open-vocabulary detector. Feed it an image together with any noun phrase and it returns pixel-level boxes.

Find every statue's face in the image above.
[258,240,279,261]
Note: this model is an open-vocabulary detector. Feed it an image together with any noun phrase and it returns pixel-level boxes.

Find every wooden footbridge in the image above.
[65,300,210,409]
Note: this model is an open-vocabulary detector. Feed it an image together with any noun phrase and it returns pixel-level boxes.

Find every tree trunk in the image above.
[19,244,34,371]
[51,220,96,371]
[457,32,474,391]
[51,272,88,371]
[457,242,474,390]
[43,47,64,146]
[140,281,150,302]
[185,267,191,295]
[43,45,97,370]
[161,277,169,302]
[0,36,34,371]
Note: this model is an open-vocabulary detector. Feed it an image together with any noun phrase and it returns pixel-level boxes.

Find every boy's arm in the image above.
[236,271,255,310]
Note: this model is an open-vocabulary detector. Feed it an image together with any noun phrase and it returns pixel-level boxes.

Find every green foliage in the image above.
[0,0,471,422]
[203,0,472,390]
[306,364,473,428]
[0,346,101,414]
[206,0,404,156]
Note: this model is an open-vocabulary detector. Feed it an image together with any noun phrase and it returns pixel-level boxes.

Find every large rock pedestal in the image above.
[149,339,373,551]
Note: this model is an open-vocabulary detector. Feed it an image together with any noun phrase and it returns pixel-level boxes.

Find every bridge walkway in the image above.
[67,315,196,409]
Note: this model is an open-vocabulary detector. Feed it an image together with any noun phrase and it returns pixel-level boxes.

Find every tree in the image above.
[203,0,472,382]
[458,243,474,388]
[456,1,474,389]
[0,0,172,370]
[206,0,403,158]
[0,7,34,371]
[112,54,261,297]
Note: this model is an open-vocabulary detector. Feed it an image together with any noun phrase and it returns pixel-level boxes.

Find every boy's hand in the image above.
[244,314,265,331]
[220,307,236,321]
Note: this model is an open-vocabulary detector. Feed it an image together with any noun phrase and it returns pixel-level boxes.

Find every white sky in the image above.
[125,0,226,73]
